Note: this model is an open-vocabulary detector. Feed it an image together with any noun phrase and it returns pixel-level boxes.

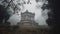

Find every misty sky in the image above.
[8,0,48,25]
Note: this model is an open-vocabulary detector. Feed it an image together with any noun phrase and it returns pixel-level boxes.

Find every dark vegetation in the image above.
[0,5,10,24]
[0,0,14,24]
[45,0,60,34]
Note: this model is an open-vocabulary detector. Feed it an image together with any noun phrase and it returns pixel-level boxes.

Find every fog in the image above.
[8,0,48,25]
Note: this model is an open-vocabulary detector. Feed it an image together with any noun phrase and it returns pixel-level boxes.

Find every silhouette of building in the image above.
[17,10,38,27]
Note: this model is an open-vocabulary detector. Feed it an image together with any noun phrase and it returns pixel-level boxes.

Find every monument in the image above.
[17,10,38,27]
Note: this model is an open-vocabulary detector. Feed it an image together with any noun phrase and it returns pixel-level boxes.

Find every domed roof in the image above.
[21,10,35,15]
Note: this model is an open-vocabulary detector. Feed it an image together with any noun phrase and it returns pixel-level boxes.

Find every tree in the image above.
[0,5,10,24]
[42,0,60,34]
[0,0,22,24]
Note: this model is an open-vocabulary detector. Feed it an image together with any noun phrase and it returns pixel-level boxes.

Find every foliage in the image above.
[41,0,60,34]
[0,5,10,24]
[0,0,22,24]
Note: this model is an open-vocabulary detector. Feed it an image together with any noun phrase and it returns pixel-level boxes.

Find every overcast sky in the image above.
[8,0,48,25]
